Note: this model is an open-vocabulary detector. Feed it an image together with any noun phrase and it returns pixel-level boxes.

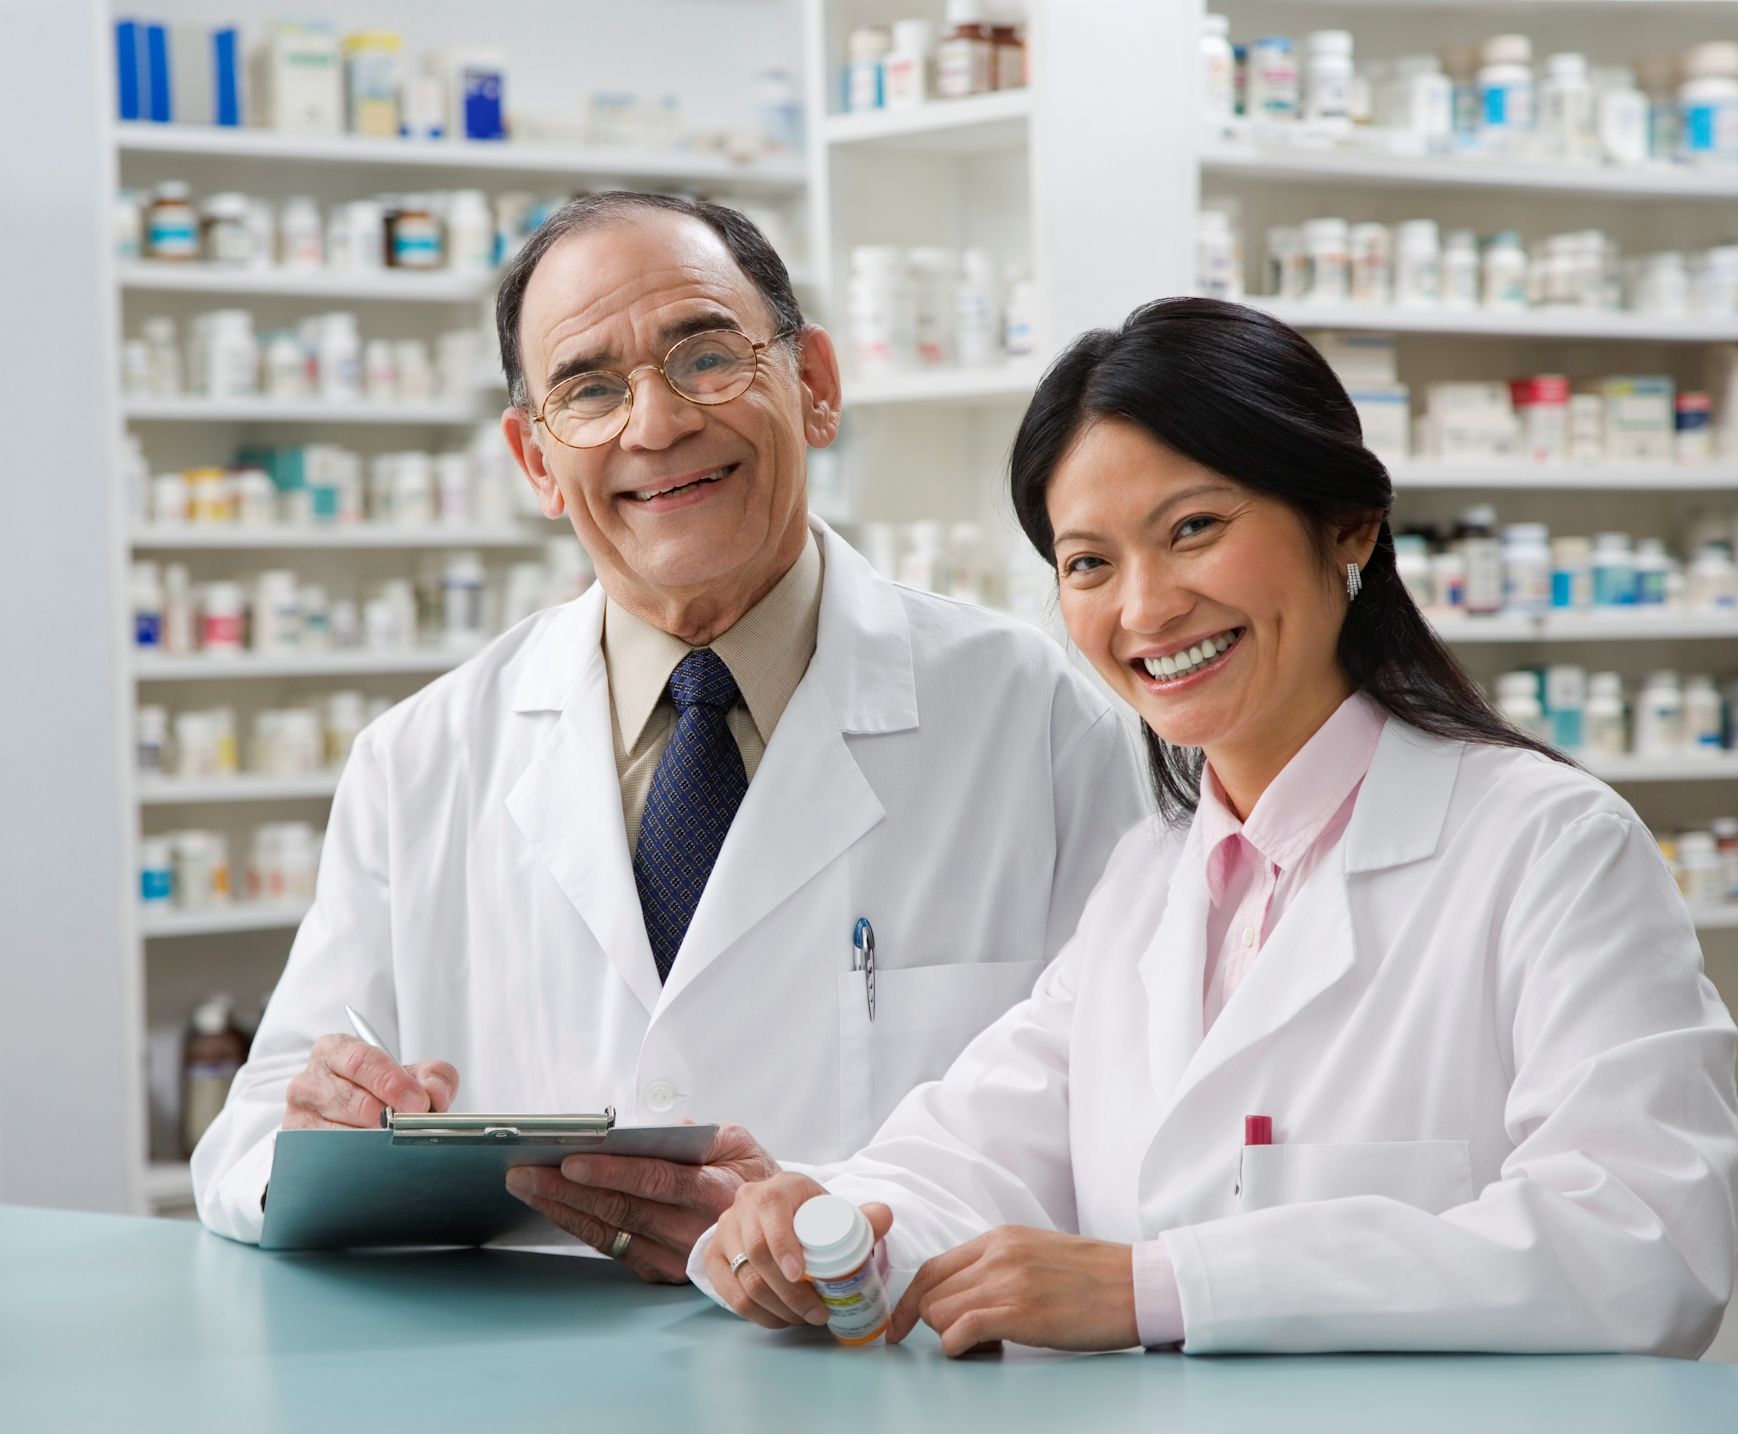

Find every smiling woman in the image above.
[1009,296,1567,822]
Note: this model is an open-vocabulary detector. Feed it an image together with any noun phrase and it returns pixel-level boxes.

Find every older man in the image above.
[192,193,1148,1281]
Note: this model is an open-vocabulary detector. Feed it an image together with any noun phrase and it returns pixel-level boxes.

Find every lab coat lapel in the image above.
[505,588,664,1017]
[657,520,917,1010]
[1138,822,1210,1105]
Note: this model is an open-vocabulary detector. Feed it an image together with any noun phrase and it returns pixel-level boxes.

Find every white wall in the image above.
[0,0,139,1210]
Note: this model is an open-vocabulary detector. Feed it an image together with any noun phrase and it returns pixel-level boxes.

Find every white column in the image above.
[0,0,140,1210]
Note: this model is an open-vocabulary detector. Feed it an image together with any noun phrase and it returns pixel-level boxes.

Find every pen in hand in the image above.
[345,1004,400,1064]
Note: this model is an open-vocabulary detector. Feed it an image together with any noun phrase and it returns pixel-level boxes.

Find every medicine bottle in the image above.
[1302,217,1349,303]
[1551,535,1593,609]
[1247,36,1299,122]
[139,836,174,907]
[1545,665,1588,751]
[316,312,363,401]
[793,1194,893,1346]
[908,247,959,366]
[1393,533,1434,608]
[1304,31,1354,128]
[845,26,890,112]
[1633,536,1671,606]
[137,705,169,775]
[1196,209,1240,300]
[1679,832,1726,904]
[936,2,994,100]
[279,196,325,269]
[1591,532,1636,606]
[1003,269,1036,357]
[954,248,1000,366]
[1635,671,1685,758]
[146,182,199,261]
[1680,42,1738,166]
[1676,391,1714,463]
[1441,229,1479,310]
[988,3,1025,91]
[1710,818,1738,899]
[200,192,254,266]
[1394,219,1441,307]
[1685,675,1724,750]
[445,190,494,271]
[884,20,934,109]
[1391,55,1453,151]
[182,994,249,1158]
[1585,672,1628,756]
[1540,53,1595,163]
[201,580,246,654]
[1686,543,1738,611]
[388,195,443,269]
[1454,505,1503,614]
[163,563,195,653]
[1349,222,1392,305]
[1478,34,1535,142]
[442,551,487,643]
[1594,66,1650,167]
[143,316,182,397]
[1201,14,1235,123]
[1495,673,1549,742]
[131,561,165,649]
[1501,522,1552,614]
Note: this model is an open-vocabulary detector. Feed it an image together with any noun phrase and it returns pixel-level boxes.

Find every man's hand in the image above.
[282,1034,459,1130]
[704,1171,893,1330]
[504,1122,781,1284]
[888,1225,1138,1356]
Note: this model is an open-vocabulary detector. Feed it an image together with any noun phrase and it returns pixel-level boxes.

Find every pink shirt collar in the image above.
[1198,692,1388,902]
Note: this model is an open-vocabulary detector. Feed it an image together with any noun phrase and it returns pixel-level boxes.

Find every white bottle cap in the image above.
[1685,42,1738,80]
[793,1194,875,1279]
[1546,53,1588,81]
[1202,14,1229,39]
[1309,30,1353,56]
[891,19,933,54]
[1481,34,1532,67]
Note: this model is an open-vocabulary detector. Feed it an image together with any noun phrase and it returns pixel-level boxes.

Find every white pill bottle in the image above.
[794,1194,893,1346]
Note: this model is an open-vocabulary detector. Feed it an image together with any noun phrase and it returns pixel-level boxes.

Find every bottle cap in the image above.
[1481,34,1532,67]
[1244,1115,1273,1145]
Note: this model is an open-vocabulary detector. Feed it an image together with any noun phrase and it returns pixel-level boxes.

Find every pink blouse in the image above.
[1132,693,1388,1348]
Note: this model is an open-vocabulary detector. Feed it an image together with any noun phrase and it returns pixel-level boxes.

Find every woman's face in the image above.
[1047,417,1364,764]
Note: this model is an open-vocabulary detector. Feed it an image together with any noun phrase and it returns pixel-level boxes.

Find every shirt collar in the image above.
[602,530,823,749]
[1198,691,1388,891]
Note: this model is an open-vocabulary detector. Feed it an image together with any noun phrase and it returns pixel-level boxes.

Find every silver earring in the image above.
[1346,562,1363,600]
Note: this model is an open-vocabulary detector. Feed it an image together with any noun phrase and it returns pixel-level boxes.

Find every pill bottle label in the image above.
[812,1241,892,1345]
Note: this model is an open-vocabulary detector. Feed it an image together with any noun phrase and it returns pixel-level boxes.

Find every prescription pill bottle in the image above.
[794,1194,893,1346]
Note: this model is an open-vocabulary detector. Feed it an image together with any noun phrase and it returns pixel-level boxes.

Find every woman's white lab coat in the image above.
[704,718,1738,1356]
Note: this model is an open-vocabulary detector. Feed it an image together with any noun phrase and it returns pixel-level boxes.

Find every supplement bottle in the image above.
[1545,665,1588,750]
[1305,31,1354,128]
[1302,217,1349,303]
[279,196,324,269]
[1685,674,1724,750]
[1394,219,1442,307]
[1201,14,1235,123]
[1591,532,1636,606]
[988,3,1025,91]
[146,182,199,260]
[844,27,890,112]
[936,3,994,100]
[1455,505,1504,614]
[1595,65,1650,166]
[1349,222,1391,304]
[1633,536,1670,606]
[1502,522,1552,613]
[1540,53,1595,162]
[1679,832,1726,903]
[1478,34,1536,144]
[1635,671,1685,758]
[793,1194,893,1346]
[182,994,249,1157]
[1585,672,1628,756]
[1441,229,1479,309]
[1495,672,1550,742]
[1247,36,1299,122]
[884,20,934,109]
[1680,42,1738,165]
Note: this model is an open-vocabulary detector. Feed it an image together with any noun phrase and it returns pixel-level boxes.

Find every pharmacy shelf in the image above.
[1694,905,1738,932]
[137,772,341,806]
[824,91,1032,154]
[132,647,478,681]
[1252,298,1738,344]
[142,1162,195,1208]
[130,524,550,550]
[1200,140,1738,202]
[117,262,493,303]
[1388,463,1738,493]
[848,363,1044,407]
[122,398,478,425]
[1227,0,1738,10]
[1431,612,1738,643]
[140,901,311,939]
[116,123,806,195]
[1585,755,1738,784]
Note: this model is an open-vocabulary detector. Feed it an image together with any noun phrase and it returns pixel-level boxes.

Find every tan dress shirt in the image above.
[603,532,824,853]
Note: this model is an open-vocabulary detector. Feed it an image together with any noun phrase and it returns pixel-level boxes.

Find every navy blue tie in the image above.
[634,649,749,983]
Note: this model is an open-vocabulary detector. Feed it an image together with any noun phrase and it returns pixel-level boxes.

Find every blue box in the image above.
[460,64,505,140]
[115,19,143,120]
[212,28,241,126]
[144,22,172,122]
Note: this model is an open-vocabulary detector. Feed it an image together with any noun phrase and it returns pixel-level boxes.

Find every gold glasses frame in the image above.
[530,325,800,450]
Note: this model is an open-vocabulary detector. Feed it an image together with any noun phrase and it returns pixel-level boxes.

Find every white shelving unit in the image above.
[1252,298,1738,344]
[108,7,814,1217]
[1388,463,1738,493]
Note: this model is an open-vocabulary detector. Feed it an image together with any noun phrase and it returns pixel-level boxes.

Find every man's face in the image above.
[504,212,837,619]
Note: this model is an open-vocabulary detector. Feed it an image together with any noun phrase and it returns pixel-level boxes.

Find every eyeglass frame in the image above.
[528,324,803,450]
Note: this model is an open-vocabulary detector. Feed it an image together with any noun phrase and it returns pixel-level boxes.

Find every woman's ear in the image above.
[1336,514,1383,570]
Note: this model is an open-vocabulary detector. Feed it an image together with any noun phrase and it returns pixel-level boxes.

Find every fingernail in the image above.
[780,1256,803,1282]
[561,1156,592,1182]
[805,1309,830,1327]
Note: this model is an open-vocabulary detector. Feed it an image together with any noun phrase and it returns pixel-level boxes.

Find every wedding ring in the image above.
[608,1230,632,1260]
[729,1251,751,1276]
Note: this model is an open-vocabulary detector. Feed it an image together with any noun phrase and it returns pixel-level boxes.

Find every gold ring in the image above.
[608,1230,632,1260]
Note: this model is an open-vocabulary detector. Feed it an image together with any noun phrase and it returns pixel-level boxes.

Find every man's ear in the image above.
[502,406,564,520]
[795,327,844,449]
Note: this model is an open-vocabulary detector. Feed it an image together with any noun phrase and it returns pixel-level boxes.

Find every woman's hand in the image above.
[704,1172,894,1330]
[888,1225,1139,1356]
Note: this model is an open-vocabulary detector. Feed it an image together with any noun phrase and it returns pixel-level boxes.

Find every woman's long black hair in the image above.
[1009,297,1569,824]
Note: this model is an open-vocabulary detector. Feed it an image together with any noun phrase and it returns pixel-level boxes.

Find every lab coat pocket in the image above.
[837,971,876,1154]
[1236,1140,1473,1216]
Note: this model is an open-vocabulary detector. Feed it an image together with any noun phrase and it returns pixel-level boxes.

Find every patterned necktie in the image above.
[633,649,749,983]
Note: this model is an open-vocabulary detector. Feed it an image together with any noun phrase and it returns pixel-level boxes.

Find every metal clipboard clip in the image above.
[381,1107,617,1146]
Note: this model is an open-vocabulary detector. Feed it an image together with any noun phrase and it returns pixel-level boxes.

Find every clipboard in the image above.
[258,1108,717,1251]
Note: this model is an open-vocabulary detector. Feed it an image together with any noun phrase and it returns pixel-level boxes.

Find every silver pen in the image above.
[344,1004,402,1064]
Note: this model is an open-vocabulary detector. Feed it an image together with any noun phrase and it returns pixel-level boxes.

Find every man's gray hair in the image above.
[494,191,807,410]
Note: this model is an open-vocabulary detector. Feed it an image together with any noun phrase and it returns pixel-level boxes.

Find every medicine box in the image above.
[170,25,243,127]
[250,22,341,136]
[1347,385,1411,460]
[1315,332,1397,388]
[446,49,508,140]
[1600,376,1675,462]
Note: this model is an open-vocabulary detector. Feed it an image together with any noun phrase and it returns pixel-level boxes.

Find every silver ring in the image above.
[729,1251,751,1276]
[608,1230,632,1260]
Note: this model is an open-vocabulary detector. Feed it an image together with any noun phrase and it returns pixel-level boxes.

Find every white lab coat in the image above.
[192,518,1150,1243]
[694,718,1738,1357]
